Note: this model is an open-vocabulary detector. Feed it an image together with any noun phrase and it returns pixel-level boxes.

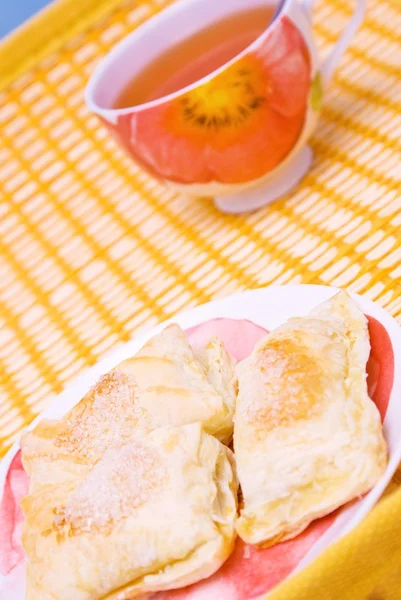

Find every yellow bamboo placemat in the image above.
[0,0,401,597]
[0,0,400,453]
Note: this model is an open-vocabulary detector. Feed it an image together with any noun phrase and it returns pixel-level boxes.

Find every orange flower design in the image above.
[117,16,311,186]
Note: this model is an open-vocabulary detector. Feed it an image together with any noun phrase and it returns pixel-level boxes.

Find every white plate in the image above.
[1,284,401,599]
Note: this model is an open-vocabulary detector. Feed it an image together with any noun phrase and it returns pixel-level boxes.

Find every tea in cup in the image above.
[86,0,365,213]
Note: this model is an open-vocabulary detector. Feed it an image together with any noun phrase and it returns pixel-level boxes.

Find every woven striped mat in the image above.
[0,0,400,457]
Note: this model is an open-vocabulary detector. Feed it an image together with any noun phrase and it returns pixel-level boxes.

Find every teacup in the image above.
[86,0,365,213]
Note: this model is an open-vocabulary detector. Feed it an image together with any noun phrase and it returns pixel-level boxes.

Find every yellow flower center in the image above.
[177,57,268,131]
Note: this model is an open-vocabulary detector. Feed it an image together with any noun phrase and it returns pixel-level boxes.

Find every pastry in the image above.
[20,324,238,598]
[22,324,237,484]
[21,423,238,600]
[117,324,237,444]
[235,291,387,545]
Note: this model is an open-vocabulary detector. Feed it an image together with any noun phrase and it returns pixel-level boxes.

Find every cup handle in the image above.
[300,0,366,84]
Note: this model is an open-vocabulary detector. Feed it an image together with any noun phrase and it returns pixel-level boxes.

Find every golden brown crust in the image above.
[21,324,238,599]
[235,292,388,546]
[22,424,238,600]
[243,338,325,433]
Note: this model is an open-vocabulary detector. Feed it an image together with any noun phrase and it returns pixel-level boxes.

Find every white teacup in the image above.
[86,0,365,213]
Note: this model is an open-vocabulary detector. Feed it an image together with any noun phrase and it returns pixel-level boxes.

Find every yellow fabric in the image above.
[0,0,400,597]
[269,481,401,600]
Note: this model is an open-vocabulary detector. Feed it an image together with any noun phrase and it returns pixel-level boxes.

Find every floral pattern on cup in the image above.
[112,17,311,186]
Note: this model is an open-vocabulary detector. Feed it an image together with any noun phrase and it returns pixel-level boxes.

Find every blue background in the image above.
[1,0,52,38]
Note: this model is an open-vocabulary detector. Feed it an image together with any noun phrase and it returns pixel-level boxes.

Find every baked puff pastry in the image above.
[235,291,387,546]
[22,324,237,481]
[117,323,237,444]
[21,423,238,600]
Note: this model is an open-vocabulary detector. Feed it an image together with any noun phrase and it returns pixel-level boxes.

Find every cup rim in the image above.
[85,0,294,119]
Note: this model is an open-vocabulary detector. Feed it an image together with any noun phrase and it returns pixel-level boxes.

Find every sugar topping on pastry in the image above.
[54,371,143,460]
[54,443,164,535]
[235,291,387,546]
[21,423,238,600]
[21,323,237,490]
